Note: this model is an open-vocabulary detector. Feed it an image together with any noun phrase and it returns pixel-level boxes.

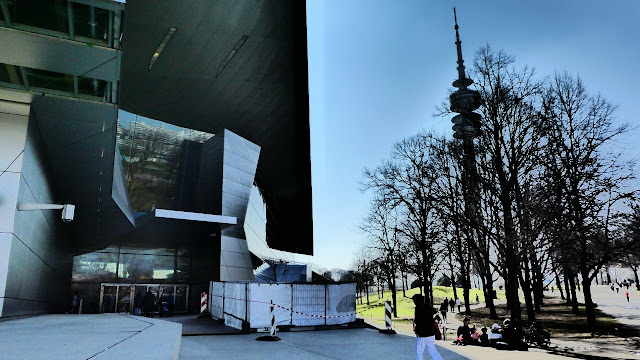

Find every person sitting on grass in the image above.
[480,326,490,347]
[470,325,480,344]
[454,316,473,345]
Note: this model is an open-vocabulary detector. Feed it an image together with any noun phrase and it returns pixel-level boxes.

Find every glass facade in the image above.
[1,0,124,48]
[0,62,112,102]
[116,113,213,212]
[71,243,192,313]
[72,244,190,284]
[70,114,215,313]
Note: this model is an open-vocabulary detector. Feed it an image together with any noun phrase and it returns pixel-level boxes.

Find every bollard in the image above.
[256,300,281,341]
[79,299,83,315]
[200,292,207,314]
[379,300,396,334]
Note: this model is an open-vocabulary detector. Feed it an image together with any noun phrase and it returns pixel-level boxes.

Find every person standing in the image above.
[448,298,455,312]
[168,291,175,317]
[456,298,462,312]
[412,294,443,360]
[134,291,143,316]
[626,291,630,302]
[143,290,156,318]
[475,294,480,304]
[69,291,79,314]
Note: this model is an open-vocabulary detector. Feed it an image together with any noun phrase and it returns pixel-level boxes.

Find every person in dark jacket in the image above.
[143,290,156,318]
[412,294,443,360]
[448,298,455,312]
[134,291,143,316]
[457,316,473,345]
[439,299,448,323]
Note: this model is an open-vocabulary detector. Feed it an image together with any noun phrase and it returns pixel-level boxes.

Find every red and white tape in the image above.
[210,293,384,319]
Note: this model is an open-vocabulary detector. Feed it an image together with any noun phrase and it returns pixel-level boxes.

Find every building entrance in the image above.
[99,283,189,314]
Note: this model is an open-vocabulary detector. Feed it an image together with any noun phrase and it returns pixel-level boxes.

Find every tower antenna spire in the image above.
[453,7,471,90]
[449,7,481,139]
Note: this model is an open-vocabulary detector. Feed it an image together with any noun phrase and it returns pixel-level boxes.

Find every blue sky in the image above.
[306,0,640,270]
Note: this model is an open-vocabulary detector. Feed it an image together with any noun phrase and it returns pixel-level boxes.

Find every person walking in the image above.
[439,298,448,323]
[412,294,443,360]
[449,298,455,313]
[475,294,480,304]
[456,297,462,312]
[626,291,630,302]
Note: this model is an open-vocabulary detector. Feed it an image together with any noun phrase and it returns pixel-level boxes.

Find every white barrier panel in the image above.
[224,282,247,330]
[292,284,325,326]
[326,283,357,325]
[211,282,224,319]
[210,281,356,329]
[248,283,292,328]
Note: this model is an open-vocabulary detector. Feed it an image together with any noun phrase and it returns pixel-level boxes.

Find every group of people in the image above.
[412,293,528,359]
[133,290,175,318]
[436,297,465,322]
[610,279,635,302]
[453,317,526,350]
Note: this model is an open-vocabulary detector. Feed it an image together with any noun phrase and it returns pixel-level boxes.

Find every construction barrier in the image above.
[210,281,358,330]
[385,301,393,329]
[200,292,207,314]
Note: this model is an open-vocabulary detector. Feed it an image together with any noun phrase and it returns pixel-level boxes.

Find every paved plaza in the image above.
[180,328,468,360]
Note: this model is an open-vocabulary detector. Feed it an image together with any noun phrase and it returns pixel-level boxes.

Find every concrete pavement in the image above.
[180,328,470,360]
[566,284,640,328]
[0,314,182,360]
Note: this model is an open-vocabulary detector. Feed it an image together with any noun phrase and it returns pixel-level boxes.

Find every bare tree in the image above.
[540,71,636,330]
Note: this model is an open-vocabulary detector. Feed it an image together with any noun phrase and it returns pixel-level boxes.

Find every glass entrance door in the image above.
[99,284,134,313]
[103,283,189,314]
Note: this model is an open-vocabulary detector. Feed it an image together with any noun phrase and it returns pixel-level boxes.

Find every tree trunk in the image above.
[568,271,579,314]
[581,267,596,332]
[633,266,640,291]
[563,268,572,305]
[389,277,398,318]
[555,271,565,300]
[451,272,458,302]
[366,285,370,305]
[483,262,498,319]
[519,259,536,323]
[530,250,544,311]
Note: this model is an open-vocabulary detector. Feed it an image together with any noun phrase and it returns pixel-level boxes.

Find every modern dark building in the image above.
[0,0,312,317]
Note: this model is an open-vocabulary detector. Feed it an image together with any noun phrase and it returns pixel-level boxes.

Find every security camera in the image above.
[62,204,75,223]
[17,202,75,223]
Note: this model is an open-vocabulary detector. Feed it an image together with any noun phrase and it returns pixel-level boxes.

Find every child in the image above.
[480,326,490,347]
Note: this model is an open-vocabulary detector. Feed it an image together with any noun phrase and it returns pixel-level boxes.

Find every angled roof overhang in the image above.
[118,1,312,254]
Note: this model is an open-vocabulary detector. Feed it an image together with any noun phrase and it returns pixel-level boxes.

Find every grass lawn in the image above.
[356,286,506,319]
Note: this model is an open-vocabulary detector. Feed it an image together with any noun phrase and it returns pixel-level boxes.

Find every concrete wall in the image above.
[0,105,73,317]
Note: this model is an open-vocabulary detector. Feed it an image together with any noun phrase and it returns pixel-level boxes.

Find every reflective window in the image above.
[116,112,214,212]
[2,0,124,48]
[0,62,111,102]
[71,251,118,282]
[26,68,74,93]
[176,256,190,283]
[10,0,69,34]
[0,64,24,87]
[118,253,175,281]
[77,76,108,98]
[71,2,109,42]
